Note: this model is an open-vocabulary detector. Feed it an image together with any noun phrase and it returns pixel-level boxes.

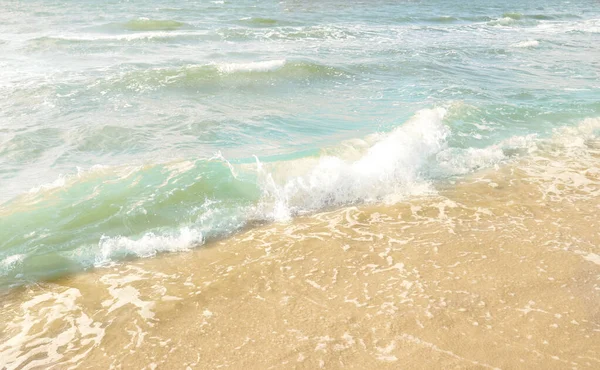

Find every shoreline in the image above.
[2,148,599,369]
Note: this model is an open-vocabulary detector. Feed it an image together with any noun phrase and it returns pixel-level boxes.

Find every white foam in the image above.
[435,146,506,176]
[100,271,156,321]
[32,31,206,42]
[216,59,287,74]
[0,288,104,369]
[97,227,203,264]
[511,40,539,48]
[582,253,600,266]
[489,17,517,26]
[251,107,549,221]
[550,117,600,148]
[255,108,449,220]
[534,19,600,34]
[27,175,66,194]
[0,254,25,270]
[517,118,600,202]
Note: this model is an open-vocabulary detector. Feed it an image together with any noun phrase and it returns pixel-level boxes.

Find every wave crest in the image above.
[3,108,599,287]
[216,59,287,73]
[255,108,449,220]
[94,59,348,93]
[122,18,187,31]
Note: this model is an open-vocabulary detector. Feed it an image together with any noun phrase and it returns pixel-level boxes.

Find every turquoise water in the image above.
[1,0,599,288]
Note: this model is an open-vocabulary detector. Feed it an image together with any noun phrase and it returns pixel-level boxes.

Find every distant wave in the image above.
[511,40,539,48]
[502,12,525,20]
[216,59,286,73]
[488,12,583,27]
[72,18,190,34]
[27,25,356,46]
[122,18,188,31]
[216,25,362,42]
[91,60,349,93]
[28,31,206,47]
[392,12,579,26]
[534,19,600,34]
[238,17,280,27]
[424,16,460,23]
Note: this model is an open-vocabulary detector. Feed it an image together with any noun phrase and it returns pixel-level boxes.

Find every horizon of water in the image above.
[1,0,600,289]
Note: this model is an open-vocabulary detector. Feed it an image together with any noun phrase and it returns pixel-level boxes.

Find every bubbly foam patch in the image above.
[27,175,67,194]
[0,288,104,369]
[517,118,600,202]
[100,270,156,320]
[511,40,539,48]
[550,117,600,148]
[534,19,600,34]
[0,254,25,271]
[97,227,203,264]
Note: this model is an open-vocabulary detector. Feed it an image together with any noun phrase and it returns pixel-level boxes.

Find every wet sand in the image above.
[1,139,600,369]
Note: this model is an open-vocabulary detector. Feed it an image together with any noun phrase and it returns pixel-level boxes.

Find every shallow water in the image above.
[1,129,599,368]
[1,0,599,368]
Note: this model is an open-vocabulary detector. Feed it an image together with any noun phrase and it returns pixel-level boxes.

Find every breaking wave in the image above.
[1,107,598,288]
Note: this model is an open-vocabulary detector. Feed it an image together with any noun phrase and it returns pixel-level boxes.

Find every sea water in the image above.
[2,1,600,368]
[1,0,599,287]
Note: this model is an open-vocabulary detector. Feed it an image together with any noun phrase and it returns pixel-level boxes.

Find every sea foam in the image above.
[255,108,450,220]
[511,40,539,48]
[97,227,203,265]
[216,59,287,73]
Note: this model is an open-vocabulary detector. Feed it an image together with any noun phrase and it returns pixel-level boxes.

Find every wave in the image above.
[29,24,361,48]
[0,157,257,286]
[97,227,202,264]
[501,12,576,21]
[216,59,286,73]
[28,25,358,47]
[25,20,199,49]
[77,18,191,33]
[502,12,525,20]
[487,17,523,27]
[238,17,280,27]
[534,19,600,34]
[511,40,539,48]
[424,16,459,23]
[122,18,188,31]
[254,108,449,220]
[391,13,578,26]
[216,24,364,42]
[488,13,548,27]
[92,59,349,92]
[2,108,598,287]
[502,12,580,21]
[388,14,575,25]
[27,31,206,48]
[489,14,595,30]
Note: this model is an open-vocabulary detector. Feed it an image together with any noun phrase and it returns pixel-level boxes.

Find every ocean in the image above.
[1,0,599,368]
